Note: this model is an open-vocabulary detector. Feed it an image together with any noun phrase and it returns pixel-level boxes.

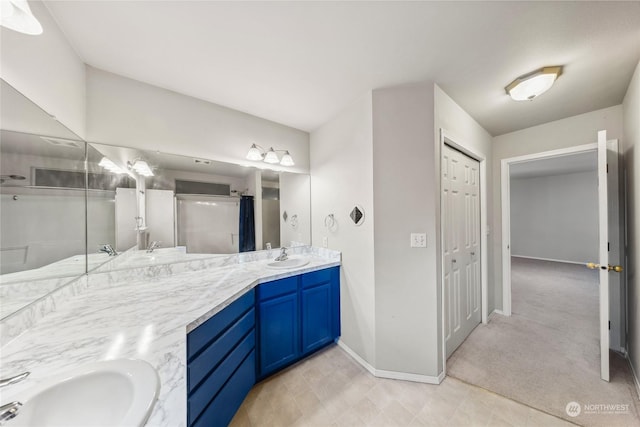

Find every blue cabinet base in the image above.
[187,266,340,426]
[257,266,340,380]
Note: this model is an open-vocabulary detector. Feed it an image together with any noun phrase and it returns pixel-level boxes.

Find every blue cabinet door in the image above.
[258,292,299,377]
[301,282,333,354]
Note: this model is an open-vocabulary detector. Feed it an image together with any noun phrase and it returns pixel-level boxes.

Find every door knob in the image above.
[586,262,623,273]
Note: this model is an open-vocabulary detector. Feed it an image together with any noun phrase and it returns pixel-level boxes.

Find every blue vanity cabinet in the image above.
[186,290,256,427]
[256,277,299,378]
[257,266,340,379]
[301,267,340,356]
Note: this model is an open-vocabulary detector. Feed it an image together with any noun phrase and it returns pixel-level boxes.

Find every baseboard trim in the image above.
[491,309,505,316]
[511,255,586,266]
[626,353,640,400]
[376,368,444,384]
[336,339,376,377]
[336,339,444,384]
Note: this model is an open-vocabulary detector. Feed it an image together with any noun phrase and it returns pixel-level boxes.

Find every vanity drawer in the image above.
[188,330,255,426]
[187,290,255,359]
[188,307,255,392]
[191,348,256,427]
[257,276,298,301]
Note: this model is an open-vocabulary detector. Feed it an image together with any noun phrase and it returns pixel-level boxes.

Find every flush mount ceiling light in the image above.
[505,66,563,101]
[99,157,126,174]
[127,159,154,177]
[245,143,295,167]
[0,0,43,35]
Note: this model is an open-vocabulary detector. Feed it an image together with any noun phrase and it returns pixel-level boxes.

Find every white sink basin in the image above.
[267,257,310,269]
[7,359,159,427]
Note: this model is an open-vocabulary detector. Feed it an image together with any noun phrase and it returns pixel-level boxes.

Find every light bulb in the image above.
[263,148,280,164]
[246,144,263,161]
[280,151,295,166]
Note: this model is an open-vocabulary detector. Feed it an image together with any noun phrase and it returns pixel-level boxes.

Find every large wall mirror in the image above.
[1,79,311,320]
[87,142,311,272]
[0,80,90,318]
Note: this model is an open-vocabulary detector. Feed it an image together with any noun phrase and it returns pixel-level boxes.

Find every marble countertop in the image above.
[0,249,340,427]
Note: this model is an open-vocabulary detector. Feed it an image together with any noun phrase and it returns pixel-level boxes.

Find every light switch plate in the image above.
[322,237,328,248]
[410,233,427,248]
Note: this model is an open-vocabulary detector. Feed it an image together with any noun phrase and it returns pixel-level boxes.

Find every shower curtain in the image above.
[239,195,255,252]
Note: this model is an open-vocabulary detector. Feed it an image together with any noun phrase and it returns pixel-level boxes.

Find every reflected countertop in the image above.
[0,253,112,317]
[0,247,340,427]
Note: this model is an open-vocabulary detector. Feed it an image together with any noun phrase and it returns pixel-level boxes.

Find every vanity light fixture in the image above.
[505,66,563,101]
[99,157,126,174]
[0,0,43,35]
[128,159,154,177]
[245,143,295,167]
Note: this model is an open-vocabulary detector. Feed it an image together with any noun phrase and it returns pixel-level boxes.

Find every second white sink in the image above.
[7,359,159,427]
[267,257,310,269]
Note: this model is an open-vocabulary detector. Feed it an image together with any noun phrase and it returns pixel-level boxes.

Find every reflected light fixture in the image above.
[99,157,126,174]
[505,66,563,101]
[245,143,295,167]
[0,0,43,35]
[127,159,154,177]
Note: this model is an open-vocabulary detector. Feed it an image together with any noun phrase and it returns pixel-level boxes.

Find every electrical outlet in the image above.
[322,237,329,248]
[410,233,427,248]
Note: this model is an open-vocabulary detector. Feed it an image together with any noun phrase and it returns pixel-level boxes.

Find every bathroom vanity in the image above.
[0,247,340,427]
[186,266,340,427]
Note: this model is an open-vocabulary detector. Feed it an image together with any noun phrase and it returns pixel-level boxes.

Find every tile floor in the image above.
[230,344,575,426]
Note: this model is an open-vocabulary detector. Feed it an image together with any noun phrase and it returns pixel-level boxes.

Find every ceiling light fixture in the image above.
[245,143,295,167]
[0,0,43,35]
[505,66,563,101]
[127,159,154,177]
[99,157,126,174]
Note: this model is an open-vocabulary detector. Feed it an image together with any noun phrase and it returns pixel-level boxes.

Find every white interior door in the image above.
[597,129,610,382]
[595,130,625,382]
[443,145,481,358]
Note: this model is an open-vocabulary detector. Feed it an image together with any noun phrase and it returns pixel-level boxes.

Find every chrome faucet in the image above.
[275,247,289,262]
[0,372,29,423]
[146,241,161,253]
[99,244,118,256]
[0,402,21,423]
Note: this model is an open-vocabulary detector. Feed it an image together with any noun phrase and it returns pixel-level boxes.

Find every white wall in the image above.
[623,60,640,381]
[434,85,493,372]
[492,105,624,310]
[372,83,439,376]
[280,172,311,247]
[310,92,376,366]
[0,1,86,138]
[511,171,598,264]
[86,67,310,173]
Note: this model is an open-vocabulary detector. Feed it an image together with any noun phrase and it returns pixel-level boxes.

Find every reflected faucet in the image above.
[0,372,29,388]
[0,372,29,423]
[275,247,288,262]
[146,241,161,253]
[99,244,118,256]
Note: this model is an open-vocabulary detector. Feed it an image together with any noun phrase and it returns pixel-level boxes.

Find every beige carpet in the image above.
[447,257,640,427]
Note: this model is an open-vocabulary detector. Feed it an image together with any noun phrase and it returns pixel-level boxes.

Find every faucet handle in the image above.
[0,372,29,388]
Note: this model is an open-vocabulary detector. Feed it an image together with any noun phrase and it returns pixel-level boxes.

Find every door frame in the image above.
[500,143,597,316]
[440,128,488,375]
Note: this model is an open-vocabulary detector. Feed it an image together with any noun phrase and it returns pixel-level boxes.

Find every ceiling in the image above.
[45,1,640,136]
[510,151,597,179]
